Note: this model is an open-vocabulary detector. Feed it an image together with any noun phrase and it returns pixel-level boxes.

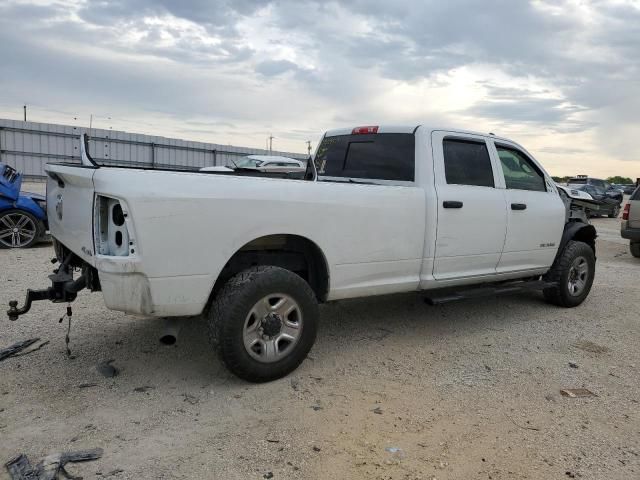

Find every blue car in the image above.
[0,163,48,248]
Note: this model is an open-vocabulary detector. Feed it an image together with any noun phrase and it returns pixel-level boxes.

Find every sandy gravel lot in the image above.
[1,191,638,479]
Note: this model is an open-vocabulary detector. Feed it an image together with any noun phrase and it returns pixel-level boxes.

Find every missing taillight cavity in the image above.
[94,195,131,256]
[112,203,125,226]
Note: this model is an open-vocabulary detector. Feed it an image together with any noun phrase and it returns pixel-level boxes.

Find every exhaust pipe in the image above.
[159,318,183,345]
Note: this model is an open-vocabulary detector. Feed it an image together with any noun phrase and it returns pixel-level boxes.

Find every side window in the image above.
[442,139,494,187]
[496,145,546,192]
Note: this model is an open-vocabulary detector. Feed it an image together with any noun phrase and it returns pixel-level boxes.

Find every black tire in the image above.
[0,209,44,249]
[631,242,640,258]
[208,266,318,382]
[543,240,595,307]
[608,206,620,218]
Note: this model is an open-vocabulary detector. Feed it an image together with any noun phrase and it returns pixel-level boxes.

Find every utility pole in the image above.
[268,134,274,154]
[306,140,312,155]
[23,105,26,122]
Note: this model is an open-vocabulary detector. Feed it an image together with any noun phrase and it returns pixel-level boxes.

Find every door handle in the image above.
[443,201,463,209]
[511,203,527,210]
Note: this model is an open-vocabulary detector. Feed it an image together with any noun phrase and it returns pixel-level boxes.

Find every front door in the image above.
[431,131,507,280]
[492,142,565,272]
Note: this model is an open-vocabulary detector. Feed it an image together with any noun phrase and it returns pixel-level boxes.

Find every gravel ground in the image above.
[1,188,638,479]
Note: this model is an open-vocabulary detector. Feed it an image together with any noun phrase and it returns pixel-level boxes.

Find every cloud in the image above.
[0,0,638,177]
[255,59,300,76]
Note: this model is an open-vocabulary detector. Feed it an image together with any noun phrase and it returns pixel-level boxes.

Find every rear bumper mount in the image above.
[7,251,99,321]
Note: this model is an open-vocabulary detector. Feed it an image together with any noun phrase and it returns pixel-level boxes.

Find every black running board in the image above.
[424,280,557,305]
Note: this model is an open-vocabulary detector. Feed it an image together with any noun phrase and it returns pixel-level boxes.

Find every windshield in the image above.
[235,157,263,168]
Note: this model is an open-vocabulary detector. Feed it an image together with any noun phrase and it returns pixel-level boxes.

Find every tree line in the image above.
[551,175,635,184]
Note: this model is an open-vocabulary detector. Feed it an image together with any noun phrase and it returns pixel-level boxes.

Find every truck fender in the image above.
[555,221,597,262]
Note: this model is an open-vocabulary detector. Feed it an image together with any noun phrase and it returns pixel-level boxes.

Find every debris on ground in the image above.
[182,393,199,405]
[96,360,119,378]
[569,362,579,369]
[560,388,597,398]
[263,472,274,479]
[78,383,98,389]
[312,446,321,452]
[133,386,154,393]
[0,339,45,362]
[372,407,383,415]
[506,414,540,431]
[385,447,405,458]
[573,340,609,354]
[5,448,103,480]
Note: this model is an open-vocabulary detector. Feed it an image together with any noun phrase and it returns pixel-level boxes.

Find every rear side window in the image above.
[496,145,546,192]
[314,133,415,181]
[443,139,494,187]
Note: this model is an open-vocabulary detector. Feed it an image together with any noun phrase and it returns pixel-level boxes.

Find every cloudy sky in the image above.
[1,0,639,178]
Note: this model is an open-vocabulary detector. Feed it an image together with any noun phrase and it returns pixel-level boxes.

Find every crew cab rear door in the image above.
[431,131,507,280]
[491,141,565,272]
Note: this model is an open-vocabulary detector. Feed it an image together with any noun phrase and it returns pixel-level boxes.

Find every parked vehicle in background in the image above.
[622,184,637,195]
[568,183,621,218]
[567,176,623,205]
[201,155,305,174]
[9,129,598,382]
[621,186,640,258]
[0,163,48,248]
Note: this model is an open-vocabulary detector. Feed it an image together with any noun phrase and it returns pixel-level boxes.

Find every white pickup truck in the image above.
[7,126,597,382]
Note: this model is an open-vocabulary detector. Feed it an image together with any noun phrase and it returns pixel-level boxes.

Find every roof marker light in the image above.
[351,126,379,135]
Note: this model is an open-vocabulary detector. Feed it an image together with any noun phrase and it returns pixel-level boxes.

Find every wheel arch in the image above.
[207,233,330,308]
[557,221,597,260]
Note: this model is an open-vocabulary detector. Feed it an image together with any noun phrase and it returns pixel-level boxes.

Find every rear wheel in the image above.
[608,206,620,218]
[0,209,43,249]
[208,266,318,382]
[543,240,595,307]
[631,241,640,258]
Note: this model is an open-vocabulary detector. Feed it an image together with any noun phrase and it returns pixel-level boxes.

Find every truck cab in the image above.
[314,126,566,287]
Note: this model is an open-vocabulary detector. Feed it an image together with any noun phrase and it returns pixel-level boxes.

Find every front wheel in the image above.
[0,209,43,249]
[543,240,595,307]
[208,266,318,382]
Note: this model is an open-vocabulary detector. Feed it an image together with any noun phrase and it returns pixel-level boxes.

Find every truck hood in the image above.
[0,163,22,201]
[556,184,601,210]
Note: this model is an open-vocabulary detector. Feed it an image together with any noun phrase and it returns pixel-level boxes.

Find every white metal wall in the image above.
[0,118,307,180]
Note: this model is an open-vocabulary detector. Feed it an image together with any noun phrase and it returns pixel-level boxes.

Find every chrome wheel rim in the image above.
[567,256,588,296]
[0,212,37,248]
[243,293,303,363]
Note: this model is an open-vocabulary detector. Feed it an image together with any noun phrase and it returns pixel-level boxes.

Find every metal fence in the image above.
[0,118,307,181]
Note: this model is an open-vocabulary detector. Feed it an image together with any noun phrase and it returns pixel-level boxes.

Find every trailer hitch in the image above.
[7,253,90,321]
